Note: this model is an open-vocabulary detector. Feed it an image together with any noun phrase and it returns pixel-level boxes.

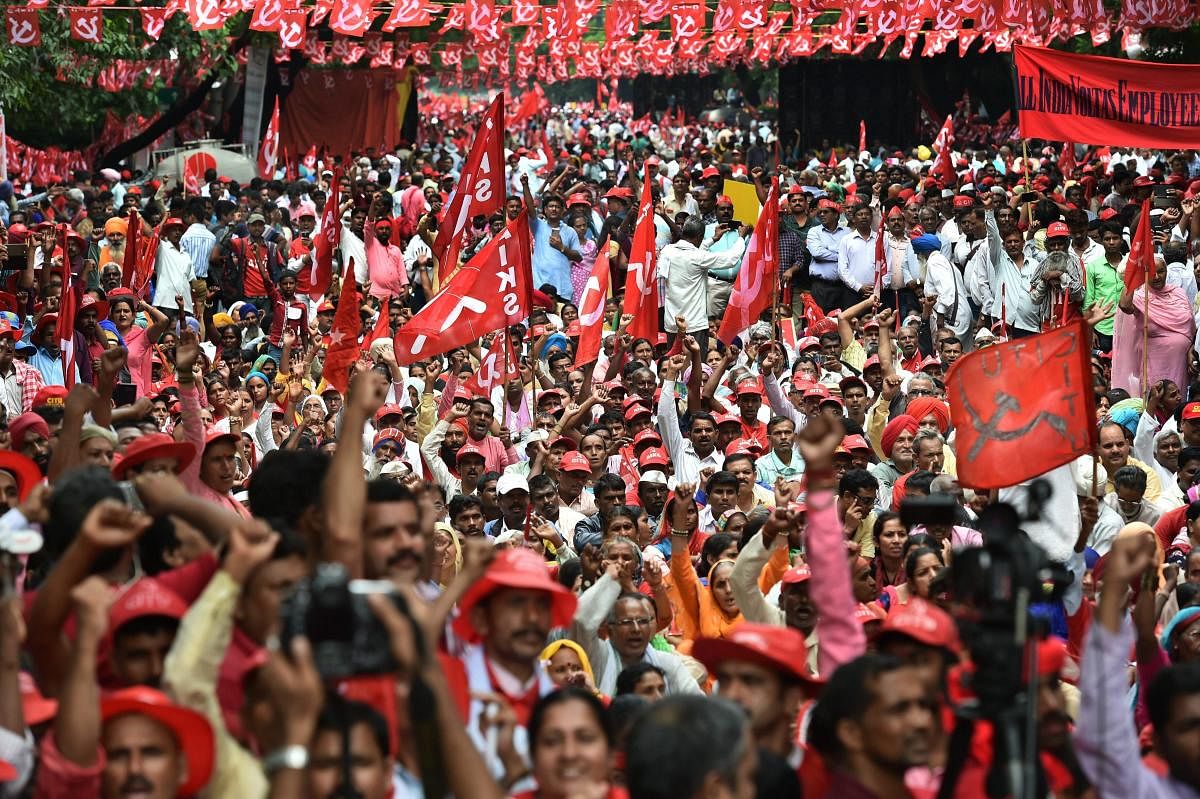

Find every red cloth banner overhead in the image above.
[279,69,401,157]
[1014,45,1200,149]
[947,320,1097,490]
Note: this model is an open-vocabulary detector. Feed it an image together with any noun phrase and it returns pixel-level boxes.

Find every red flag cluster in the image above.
[717,179,779,344]
[621,165,660,345]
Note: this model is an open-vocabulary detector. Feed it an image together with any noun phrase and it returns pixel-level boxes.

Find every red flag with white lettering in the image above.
[321,260,363,395]
[463,332,520,395]
[718,179,778,344]
[574,247,611,368]
[432,93,504,283]
[360,295,392,352]
[57,225,77,388]
[303,165,340,299]
[395,211,533,366]
[620,165,659,344]
[257,98,280,179]
[931,115,956,185]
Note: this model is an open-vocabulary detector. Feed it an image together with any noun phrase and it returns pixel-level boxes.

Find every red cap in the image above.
[952,195,973,209]
[632,428,663,448]
[817,198,841,211]
[1133,175,1156,187]
[0,451,41,503]
[455,441,486,462]
[161,217,186,231]
[782,565,811,584]
[204,428,239,450]
[787,185,805,196]
[863,355,882,371]
[0,321,20,341]
[623,403,652,421]
[78,294,109,320]
[803,384,830,400]
[20,671,57,726]
[700,166,721,179]
[735,378,763,397]
[715,195,734,207]
[796,335,820,351]
[693,622,820,685]
[856,602,887,625]
[724,438,763,457]
[713,412,742,428]
[31,386,68,409]
[567,193,591,206]
[108,578,188,636]
[838,375,868,395]
[100,687,215,796]
[1181,401,1200,421]
[547,435,578,451]
[111,433,195,480]
[373,218,392,231]
[638,446,669,468]
[560,451,592,473]
[1045,221,1070,238]
[842,434,871,452]
[879,597,961,653]
[452,548,578,642]
[372,428,402,450]
[1098,207,1118,221]
[374,403,405,422]
[316,299,335,313]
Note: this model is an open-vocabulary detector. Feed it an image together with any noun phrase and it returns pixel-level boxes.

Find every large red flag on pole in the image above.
[321,260,363,395]
[717,179,779,344]
[305,164,340,300]
[621,165,659,344]
[1124,197,1153,293]
[395,210,533,365]
[574,247,611,368]
[432,93,504,283]
[930,115,956,185]
[257,98,280,179]
[57,225,77,388]
[120,208,140,289]
[946,320,1097,489]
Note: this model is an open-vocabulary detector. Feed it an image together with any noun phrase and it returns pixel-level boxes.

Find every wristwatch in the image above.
[263,745,309,774]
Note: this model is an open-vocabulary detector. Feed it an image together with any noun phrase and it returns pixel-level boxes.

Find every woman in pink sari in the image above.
[1113,255,1196,397]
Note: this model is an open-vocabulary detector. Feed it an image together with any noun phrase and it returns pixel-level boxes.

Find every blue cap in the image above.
[1160,606,1200,653]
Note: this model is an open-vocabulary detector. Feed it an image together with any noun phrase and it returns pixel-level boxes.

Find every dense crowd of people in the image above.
[0,98,1198,799]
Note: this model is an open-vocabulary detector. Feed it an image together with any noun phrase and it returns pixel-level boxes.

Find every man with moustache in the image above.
[361,479,432,588]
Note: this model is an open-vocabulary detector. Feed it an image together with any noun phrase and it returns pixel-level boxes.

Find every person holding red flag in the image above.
[521,174,581,303]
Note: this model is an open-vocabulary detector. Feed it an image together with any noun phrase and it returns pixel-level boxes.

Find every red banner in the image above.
[1015,45,1200,149]
[573,247,611,368]
[947,321,1097,490]
[395,211,533,365]
[432,93,504,283]
[322,262,363,395]
[304,164,339,300]
[257,98,280,179]
[621,165,660,345]
[718,179,778,344]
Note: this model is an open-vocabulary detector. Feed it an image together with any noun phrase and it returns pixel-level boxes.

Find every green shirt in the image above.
[1083,256,1123,335]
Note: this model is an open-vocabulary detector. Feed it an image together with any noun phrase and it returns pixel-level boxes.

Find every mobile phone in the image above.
[113,382,137,407]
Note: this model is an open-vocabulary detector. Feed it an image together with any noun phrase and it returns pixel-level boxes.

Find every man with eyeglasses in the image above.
[0,321,42,418]
[571,588,703,696]
[837,469,879,557]
[1103,465,1163,526]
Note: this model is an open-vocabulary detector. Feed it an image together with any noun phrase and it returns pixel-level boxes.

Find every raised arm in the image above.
[323,370,389,579]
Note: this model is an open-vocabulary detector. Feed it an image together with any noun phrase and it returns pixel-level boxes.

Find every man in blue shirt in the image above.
[522,174,581,299]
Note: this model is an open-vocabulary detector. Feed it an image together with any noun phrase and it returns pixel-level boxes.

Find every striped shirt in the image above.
[179,223,217,279]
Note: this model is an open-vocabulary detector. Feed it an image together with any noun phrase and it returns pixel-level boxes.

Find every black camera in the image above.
[279,562,402,679]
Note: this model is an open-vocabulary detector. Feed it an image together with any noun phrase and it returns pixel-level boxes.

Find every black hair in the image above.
[557,557,583,589]
[366,479,416,505]
[722,453,755,472]
[905,545,944,584]
[907,470,938,496]
[839,468,879,495]
[615,662,667,696]
[767,415,795,433]
[1146,663,1200,732]
[872,510,903,545]
[1113,465,1148,493]
[594,473,626,497]
[137,515,180,576]
[706,470,739,493]
[700,533,735,576]
[27,467,123,587]
[113,613,179,644]
[448,493,483,521]
[248,449,331,527]
[529,687,614,748]
[1180,447,1200,472]
[1177,581,1200,609]
[625,696,749,799]
[315,695,391,761]
[808,653,907,762]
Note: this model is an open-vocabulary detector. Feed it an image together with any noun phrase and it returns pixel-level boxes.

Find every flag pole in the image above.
[1142,283,1150,398]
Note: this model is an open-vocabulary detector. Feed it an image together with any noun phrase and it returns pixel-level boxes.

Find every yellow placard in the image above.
[724,180,761,225]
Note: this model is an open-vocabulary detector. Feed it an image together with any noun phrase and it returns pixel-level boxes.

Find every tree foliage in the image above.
[0,10,242,150]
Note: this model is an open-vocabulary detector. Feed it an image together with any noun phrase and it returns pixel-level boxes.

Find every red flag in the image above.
[931,115,956,185]
[827,150,838,168]
[800,292,826,331]
[69,7,103,42]
[859,119,867,155]
[947,320,1097,490]
[718,179,779,344]
[432,93,504,282]
[120,209,140,289]
[463,333,520,395]
[7,8,41,46]
[1125,197,1153,293]
[257,98,280,179]
[873,211,887,292]
[321,261,363,395]
[360,295,392,352]
[574,247,611,368]
[304,165,340,299]
[302,145,317,171]
[1058,141,1075,181]
[621,165,660,344]
[395,211,533,365]
[57,226,77,388]
[131,226,159,298]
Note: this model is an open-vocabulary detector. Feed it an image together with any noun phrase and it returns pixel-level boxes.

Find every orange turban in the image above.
[905,397,950,434]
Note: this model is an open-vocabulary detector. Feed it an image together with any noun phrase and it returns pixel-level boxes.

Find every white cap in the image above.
[974,327,997,342]
[0,526,42,556]
[639,469,668,485]
[941,188,955,198]
[381,460,412,477]
[493,528,523,546]
[497,473,530,495]
[1072,454,1107,497]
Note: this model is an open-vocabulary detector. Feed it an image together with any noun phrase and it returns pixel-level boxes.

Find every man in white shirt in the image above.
[340,207,369,284]
[152,218,194,316]
[660,215,747,355]
[837,203,880,298]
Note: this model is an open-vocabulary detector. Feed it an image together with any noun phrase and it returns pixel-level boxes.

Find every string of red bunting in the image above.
[5,0,1192,88]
